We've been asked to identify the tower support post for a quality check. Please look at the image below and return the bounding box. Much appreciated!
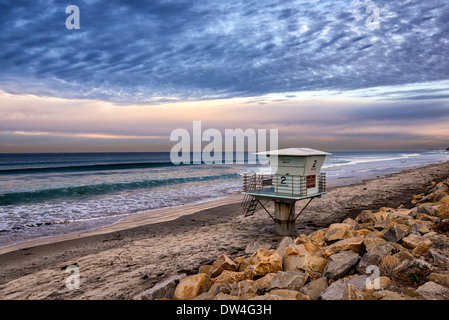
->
[274,200,296,236]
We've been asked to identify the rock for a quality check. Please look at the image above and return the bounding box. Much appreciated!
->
[374,216,397,230]
[417,204,436,216]
[229,280,257,297]
[134,273,186,300]
[416,281,449,299]
[269,271,308,291]
[428,248,449,265]
[412,241,431,256]
[401,234,433,250]
[275,237,296,259]
[214,293,239,300]
[249,294,285,300]
[372,290,404,300]
[324,223,354,242]
[300,277,328,300]
[356,252,381,274]
[251,249,283,277]
[283,252,328,274]
[323,251,360,280]
[307,229,326,246]
[342,284,364,300]
[320,275,367,300]
[239,293,259,300]
[208,282,231,295]
[370,243,398,258]
[209,254,237,277]
[198,265,212,274]
[429,273,449,288]
[383,225,408,243]
[213,267,253,284]
[321,235,365,257]
[364,276,391,293]
[252,273,276,294]
[356,210,376,224]
[173,273,213,300]
[269,289,310,300]
[194,292,215,300]
[245,241,271,255]
[363,237,387,252]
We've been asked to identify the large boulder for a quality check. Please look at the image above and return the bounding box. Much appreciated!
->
[133,273,186,300]
[251,249,283,277]
[324,223,354,242]
[209,254,237,277]
[383,225,408,243]
[300,277,329,300]
[323,251,361,280]
[269,271,308,291]
[320,235,365,257]
[401,234,432,250]
[320,275,367,300]
[173,273,213,300]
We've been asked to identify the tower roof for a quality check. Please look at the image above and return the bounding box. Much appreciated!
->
[255,148,331,156]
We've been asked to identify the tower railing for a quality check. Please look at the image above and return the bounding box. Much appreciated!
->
[242,172,326,198]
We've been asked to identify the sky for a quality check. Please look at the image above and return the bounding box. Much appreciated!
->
[0,0,449,152]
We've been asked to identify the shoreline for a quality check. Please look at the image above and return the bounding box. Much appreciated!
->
[0,160,448,299]
[1,160,443,253]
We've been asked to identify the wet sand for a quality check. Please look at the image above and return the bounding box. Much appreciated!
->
[1,161,448,299]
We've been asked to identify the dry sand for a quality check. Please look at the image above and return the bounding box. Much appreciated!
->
[1,161,449,300]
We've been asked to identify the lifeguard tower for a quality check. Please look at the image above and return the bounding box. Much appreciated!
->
[241,148,331,236]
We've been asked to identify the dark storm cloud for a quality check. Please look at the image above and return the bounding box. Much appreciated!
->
[0,0,449,103]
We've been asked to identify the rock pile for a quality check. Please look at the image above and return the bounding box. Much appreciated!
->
[135,177,449,300]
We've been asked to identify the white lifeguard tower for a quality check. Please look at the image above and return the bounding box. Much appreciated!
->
[241,148,331,236]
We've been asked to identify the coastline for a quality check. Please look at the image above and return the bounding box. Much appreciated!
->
[0,160,448,299]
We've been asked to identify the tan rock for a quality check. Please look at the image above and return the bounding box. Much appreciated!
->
[252,273,276,294]
[356,210,376,224]
[352,229,371,237]
[320,235,365,257]
[303,242,320,254]
[229,280,257,297]
[173,274,213,300]
[249,294,285,300]
[269,289,310,300]
[252,250,283,277]
[199,265,212,274]
[214,293,239,300]
[364,276,391,294]
[342,284,364,300]
[429,273,449,288]
[283,253,329,273]
[363,237,387,252]
[213,267,253,284]
[374,216,397,230]
[209,254,237,277]
[401,234,433,250]
[372,290,404,300]
[324,223,354,242]
[412,241,431,256]
[233,256,245,268]
[239,293,259,300]
[307,229,326,246]
[300,277,328,300]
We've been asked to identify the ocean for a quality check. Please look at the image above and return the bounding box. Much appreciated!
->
[1,150,448,247]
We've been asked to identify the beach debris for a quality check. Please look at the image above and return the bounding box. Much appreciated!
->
[138,176,449,300]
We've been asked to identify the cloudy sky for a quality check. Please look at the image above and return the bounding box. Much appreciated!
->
[1,0,449,152]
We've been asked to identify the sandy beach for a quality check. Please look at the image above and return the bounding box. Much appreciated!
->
[1,161,449,300]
